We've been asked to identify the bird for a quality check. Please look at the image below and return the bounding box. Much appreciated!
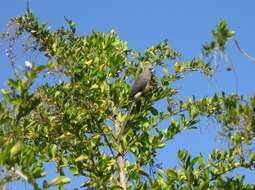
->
[129,64,154,99]
[117,63,154,141]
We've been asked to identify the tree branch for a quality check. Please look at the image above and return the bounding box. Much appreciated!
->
[13,168,28,181]
[234,39,255,64]
[115,116,127,190]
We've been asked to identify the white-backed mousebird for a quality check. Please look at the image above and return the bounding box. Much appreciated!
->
[117,64,154,141]
[129,64,154,99]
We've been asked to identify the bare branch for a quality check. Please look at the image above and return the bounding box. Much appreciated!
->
[12,168,28,181]
[115,116,127,190]
[234,39,255,64]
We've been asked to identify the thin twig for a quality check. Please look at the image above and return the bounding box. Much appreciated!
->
[233,39,255,64]
[88,110,116,158]
[98,123,116,157]
[11,167,28,181]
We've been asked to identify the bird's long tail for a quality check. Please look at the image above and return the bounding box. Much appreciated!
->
[117,101,136,143]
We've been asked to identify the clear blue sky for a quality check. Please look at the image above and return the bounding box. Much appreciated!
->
[1,0,255,189]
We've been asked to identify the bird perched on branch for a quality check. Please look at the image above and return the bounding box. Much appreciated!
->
[117,63,154,141]
[129,64,154,99]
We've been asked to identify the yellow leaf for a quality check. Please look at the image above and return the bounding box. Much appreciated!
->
[163,67,169,75]
[174,61,185,73]
[91,84,99,89]
[10,141,23,157]
[93,134,101,139]
[134,142,143,147]
[148,135,154,144]
[49,176,71,186]
[52,42,57,52]
[156,143,165,149]
[75,155,89,162]
[99,64,106,71]
[84,59,93,65]
[102,125,112,133]
[100,82,108,93]
[165,49,171,57]
[57,132,73,140]
[117,112,126,123]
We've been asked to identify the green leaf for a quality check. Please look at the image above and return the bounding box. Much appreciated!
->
[149,106,158,115]
[1,89,10,97]
[8,79,19,89]
[51,144,57,161]
[70,166,79,175]
[11,97,22,106]
[161,75,169,86]
[178,150,188,162]
[167,169,178,179]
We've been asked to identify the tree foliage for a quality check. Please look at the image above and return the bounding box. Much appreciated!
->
[0,10,254,190]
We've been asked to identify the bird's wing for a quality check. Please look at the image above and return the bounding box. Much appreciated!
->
[129,78,147,98]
